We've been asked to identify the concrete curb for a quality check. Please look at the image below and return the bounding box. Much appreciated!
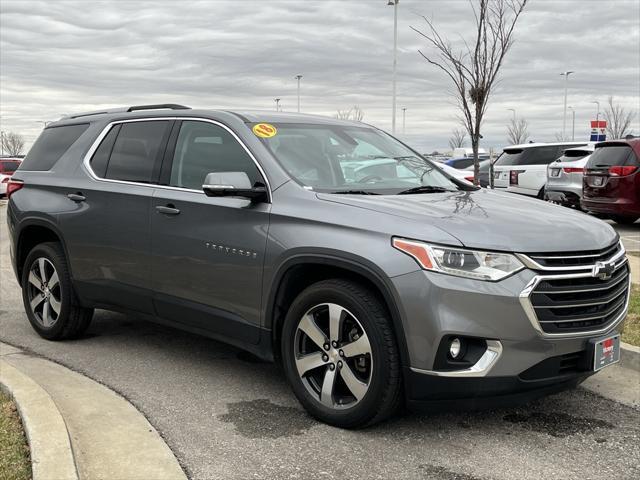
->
[0,357,79,480]
[0,342,187,480]
[620,342,640,371]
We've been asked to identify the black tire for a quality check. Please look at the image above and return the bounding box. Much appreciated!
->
[611,216,639,225]
[21,242,93,340]
[281,279,402,428]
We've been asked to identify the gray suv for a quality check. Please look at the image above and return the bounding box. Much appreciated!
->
[7,105,630,428]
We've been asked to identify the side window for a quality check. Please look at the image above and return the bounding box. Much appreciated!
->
[169,121,262,190]
[105,121,169,183]
[20,124,89,171]
[89,125,119,178]
[528,146,561,165]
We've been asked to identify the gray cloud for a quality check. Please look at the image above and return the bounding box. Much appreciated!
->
[1,0,638,153]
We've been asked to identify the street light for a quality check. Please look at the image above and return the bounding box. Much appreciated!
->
[388,0,399,134]
[568,106,575,141]
[402,107,406,135]
[507,108,516,122]
[560,71,574,140]
[591,101,600,122]
[294,74,303,113]
[274,98,281,111]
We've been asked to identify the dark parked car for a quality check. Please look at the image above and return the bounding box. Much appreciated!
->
[582,139,640,224]
[464,159,491,187]
[7,104,629,428]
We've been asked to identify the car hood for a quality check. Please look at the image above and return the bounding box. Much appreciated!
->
[317,189,618,253]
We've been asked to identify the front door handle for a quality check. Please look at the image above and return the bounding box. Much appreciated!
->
[155,205,180,215]
[67,193,86,202]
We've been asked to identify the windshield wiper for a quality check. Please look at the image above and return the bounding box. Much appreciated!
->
[396,185,454,195]
[330,190,381,195]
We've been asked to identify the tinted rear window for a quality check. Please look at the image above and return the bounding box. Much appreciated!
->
[105,121,170,183]
[586,145,637,168]
[20,124,89,171]
[495,145,584,166]
[0,161,20,173]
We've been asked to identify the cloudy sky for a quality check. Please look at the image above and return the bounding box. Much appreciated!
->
[1,0,638,153]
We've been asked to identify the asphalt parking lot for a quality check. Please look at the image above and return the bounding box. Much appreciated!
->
[1,201,639,480]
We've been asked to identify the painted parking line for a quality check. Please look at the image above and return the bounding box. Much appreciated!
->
[622,236,640,244]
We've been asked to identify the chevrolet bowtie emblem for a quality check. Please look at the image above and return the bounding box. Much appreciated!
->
[593,261,615,280]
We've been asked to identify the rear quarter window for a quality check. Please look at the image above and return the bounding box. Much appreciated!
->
[0,161,21,173]
[20,124,89,171]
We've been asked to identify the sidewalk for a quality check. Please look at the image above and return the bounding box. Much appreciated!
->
[0,342,186,480]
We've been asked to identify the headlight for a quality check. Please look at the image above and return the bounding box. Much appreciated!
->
[392,238,524,281]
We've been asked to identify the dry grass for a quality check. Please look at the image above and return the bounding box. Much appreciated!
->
[0,391,31,480]
[622,285,640,346]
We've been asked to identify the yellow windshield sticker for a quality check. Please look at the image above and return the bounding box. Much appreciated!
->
[252,123,277,138]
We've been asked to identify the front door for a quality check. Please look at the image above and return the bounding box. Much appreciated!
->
[151,119,271,343]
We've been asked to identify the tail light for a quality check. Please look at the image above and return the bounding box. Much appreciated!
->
[464,176,474,183]
[1,177,9,183]
[510,170,525,185]
[6,179,24,199]
[609,165,637,176]
[563,167,584,174]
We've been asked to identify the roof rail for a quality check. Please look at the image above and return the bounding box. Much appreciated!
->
[64,104,191,120]
[127,104,191,112]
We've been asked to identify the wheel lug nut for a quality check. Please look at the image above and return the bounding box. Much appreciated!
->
[322,354,328,362]
[332,341,338,348]
[337,361,343,369]
[329,363,335,371]
[323,343,330,351]
[339,349,344,357]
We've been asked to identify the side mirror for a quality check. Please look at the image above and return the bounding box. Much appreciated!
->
[202,172,268,202]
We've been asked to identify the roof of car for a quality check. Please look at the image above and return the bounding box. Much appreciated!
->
[50,105,367,128]
[504,141,589,150]
[595,138,640,155]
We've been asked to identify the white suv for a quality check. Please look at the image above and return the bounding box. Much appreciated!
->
[493,142,587,198]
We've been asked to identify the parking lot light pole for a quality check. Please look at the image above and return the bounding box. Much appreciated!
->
[508,108,516,121]
[388,0,399,134]
[402,107,406,135]
[591,101,600,122]
[560,71,574,140]
[295,75,302,112]
[568,106,575,141]
[275,98,281,111]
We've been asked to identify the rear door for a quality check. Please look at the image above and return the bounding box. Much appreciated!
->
[60,119,173,313]
[150,119,270,343]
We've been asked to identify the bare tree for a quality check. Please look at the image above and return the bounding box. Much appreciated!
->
[448,128,467,150]
[335,105,364,121]
[604,96,635,139]
[412,0,528,184]
[506,117,529,144]
[1,132,25,156]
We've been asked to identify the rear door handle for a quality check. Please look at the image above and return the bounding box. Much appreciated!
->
[67,193,86,202]
[155,205,180,215]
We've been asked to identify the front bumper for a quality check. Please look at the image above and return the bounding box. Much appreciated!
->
[391,249,629,404]
[404,366,592,410]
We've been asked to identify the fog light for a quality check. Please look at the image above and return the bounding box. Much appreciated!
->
[449,338,462,359]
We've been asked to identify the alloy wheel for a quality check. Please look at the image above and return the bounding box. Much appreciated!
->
[294,303,373,409]
[26,257,61,328]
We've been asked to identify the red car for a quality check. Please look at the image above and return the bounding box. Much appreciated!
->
[0,158,22,197]
[582,138,640,224]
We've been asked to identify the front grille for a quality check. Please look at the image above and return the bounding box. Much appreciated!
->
[529,264,630,334]
[527,242,621,268]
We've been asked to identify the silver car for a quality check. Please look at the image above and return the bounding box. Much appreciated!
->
[545,144,595,208]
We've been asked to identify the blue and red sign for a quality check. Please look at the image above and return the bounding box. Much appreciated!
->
[590,120,607,142]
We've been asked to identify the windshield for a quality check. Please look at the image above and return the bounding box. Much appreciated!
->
[255,123,463,194]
